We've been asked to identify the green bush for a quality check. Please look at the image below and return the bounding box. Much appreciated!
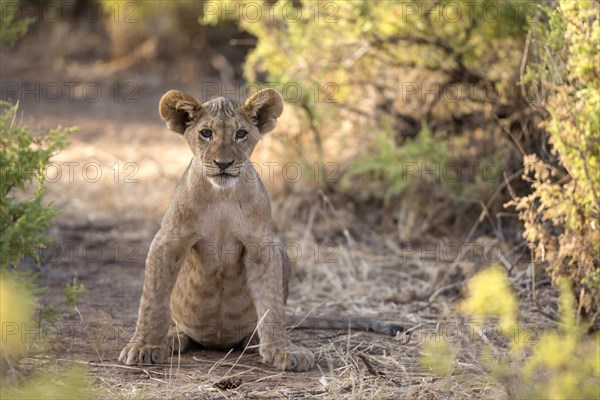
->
[511,1,600,315]
[0,103,91,391]
[0,0,32,45]
[0,101,89,319]
[341,122,451,203]
[0,107,94,400]
[0,102,72,268]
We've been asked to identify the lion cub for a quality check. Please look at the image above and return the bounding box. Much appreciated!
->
[119,89,314,371]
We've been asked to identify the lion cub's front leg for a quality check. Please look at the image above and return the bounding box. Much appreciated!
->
[119,230,188,365]
[245,241,314,371]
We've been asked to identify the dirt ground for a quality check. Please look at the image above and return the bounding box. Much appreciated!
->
[1,28,561,399]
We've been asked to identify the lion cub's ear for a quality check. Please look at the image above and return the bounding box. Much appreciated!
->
[243,89,284,134]
[159,90,201,134]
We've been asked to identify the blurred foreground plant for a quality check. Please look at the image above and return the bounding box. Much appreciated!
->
[423,266,600,399]
[1,275,93,399]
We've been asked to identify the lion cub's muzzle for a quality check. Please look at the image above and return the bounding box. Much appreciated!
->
[206,159,242,188]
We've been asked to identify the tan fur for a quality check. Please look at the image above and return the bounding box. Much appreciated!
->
[119,89,313,371]
[119,89,404,372]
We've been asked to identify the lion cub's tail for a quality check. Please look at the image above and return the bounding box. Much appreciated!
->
[286,315,404,336]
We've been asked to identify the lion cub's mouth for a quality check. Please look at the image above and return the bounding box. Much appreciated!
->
[214,172,239,178]
[209,172,240,188]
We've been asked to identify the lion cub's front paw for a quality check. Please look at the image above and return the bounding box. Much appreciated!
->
[118,342,169,365]
[260,343,314,371]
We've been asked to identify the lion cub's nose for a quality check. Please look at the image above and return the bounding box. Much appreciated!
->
[214,160,234,171]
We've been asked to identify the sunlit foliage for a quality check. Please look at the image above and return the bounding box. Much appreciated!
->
[511,0,600,315]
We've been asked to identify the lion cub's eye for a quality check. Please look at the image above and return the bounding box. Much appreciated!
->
[199,129,213,140]
[235,129,248,140]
